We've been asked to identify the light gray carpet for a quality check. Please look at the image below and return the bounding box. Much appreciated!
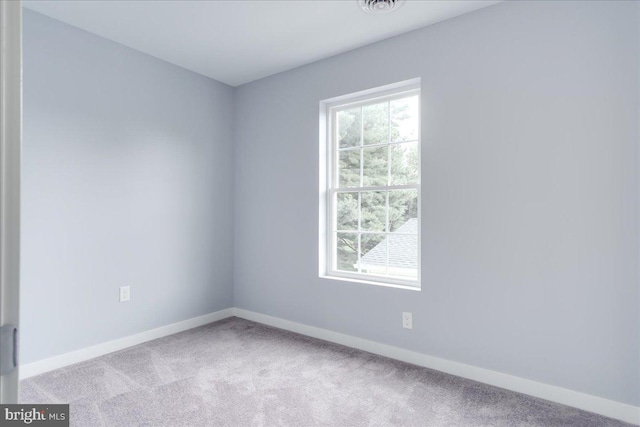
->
[20,317,631,427]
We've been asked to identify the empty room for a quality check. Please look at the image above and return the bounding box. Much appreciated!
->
[0,0,638,426]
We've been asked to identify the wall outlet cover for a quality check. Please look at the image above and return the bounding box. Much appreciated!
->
[402,312,412,329]
[119,286,131,302]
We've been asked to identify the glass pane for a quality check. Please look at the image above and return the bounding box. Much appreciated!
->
[388,189,418,232]
[388,233,418,279]
[362,146,388,187]
[336,232,358,272]
[337,107,361,148]
[363,101,389,145]
[390,95,419,142]
[359,233,387,275]
[390,142,418,185]
[336,192,358,231]
[338,149,361,188]
[361,191,386,232]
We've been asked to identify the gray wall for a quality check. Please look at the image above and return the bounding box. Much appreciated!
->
[233,0,640,406]
[22,10,235,364]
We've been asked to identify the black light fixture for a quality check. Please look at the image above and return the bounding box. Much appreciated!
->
[359,0,404,14]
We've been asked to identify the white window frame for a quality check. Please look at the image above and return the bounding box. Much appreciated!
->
[319,79,421,290]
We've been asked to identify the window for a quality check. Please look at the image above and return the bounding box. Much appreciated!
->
[320,81,420,289]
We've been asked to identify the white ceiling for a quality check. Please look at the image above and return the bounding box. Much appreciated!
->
[23,0,501,87]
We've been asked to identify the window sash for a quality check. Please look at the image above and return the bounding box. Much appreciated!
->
[325,87,421,289]
[337,139,419,152]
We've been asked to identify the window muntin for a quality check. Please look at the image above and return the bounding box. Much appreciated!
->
[326,87,420,288]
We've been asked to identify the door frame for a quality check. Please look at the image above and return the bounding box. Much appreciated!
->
[0,0,21,404]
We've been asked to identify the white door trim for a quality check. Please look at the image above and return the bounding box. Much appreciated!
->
[0,0,22,404]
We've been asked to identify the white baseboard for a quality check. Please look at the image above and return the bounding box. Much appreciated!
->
[19,306,639,425]
[19,308,234,380]
[233,308,640,426]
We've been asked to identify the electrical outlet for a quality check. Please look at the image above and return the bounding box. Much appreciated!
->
[402,312,412,329]
[119,286,130,302]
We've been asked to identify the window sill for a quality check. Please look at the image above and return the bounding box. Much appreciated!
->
[319,274,421,291]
